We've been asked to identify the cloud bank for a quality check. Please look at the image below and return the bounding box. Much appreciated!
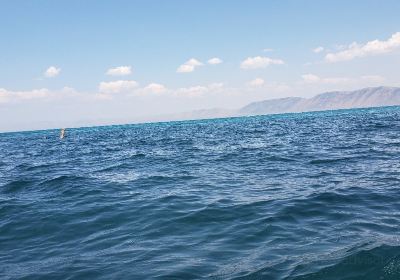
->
[302,73,385,85]
[99,80,138,94]
[325,32,400,62]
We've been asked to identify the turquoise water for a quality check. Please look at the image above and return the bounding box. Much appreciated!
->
[1,107,400,279]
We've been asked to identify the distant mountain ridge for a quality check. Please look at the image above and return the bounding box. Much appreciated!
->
[3,86,400,133]
[238,86,400,116]
[167,86,400,121]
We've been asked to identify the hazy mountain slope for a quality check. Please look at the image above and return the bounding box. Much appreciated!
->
[239,87,400,116]
[239,97,304,115]
[158,87,400,122]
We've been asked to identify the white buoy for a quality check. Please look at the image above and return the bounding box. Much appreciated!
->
[60,128,66,139]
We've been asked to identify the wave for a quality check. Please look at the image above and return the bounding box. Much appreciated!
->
[1,106,400,279]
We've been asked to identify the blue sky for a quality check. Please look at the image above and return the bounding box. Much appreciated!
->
[1,0,400,131]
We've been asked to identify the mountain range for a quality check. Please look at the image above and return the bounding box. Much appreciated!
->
[163,86,400,121]
[4,86,400,132]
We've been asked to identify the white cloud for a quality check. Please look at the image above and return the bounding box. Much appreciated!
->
[0,87,80,103]
[99,80,138,94]
[313,46,324,53]
[142,83,167,94]
[248,78,265,87]
[130,82,224,97]
[176,64,195,73]
[301,74,385,85]
[44,66,61,78]
[186,58,203,66]
[245,80,290,92]
[320,77,352,84]
[106,66,132,76]
[240,56,284,70]
[301,74,351,84]
[325,32,400,62]
[0,88,49,103]
[207,57,223,65]
[175,83,224,97]
[177,58,204,73]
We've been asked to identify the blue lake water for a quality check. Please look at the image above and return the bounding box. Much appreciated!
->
[1,107,400,279]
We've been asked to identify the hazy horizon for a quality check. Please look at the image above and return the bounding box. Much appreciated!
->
[2,85,400,133]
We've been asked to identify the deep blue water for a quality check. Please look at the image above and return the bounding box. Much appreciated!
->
[1,107,400,279]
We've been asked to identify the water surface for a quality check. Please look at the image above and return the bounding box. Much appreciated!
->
[1,107,400,279]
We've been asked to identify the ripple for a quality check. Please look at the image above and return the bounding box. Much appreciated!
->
[1,106,400,279]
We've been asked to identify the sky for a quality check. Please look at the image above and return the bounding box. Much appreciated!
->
[1,0,400,132]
